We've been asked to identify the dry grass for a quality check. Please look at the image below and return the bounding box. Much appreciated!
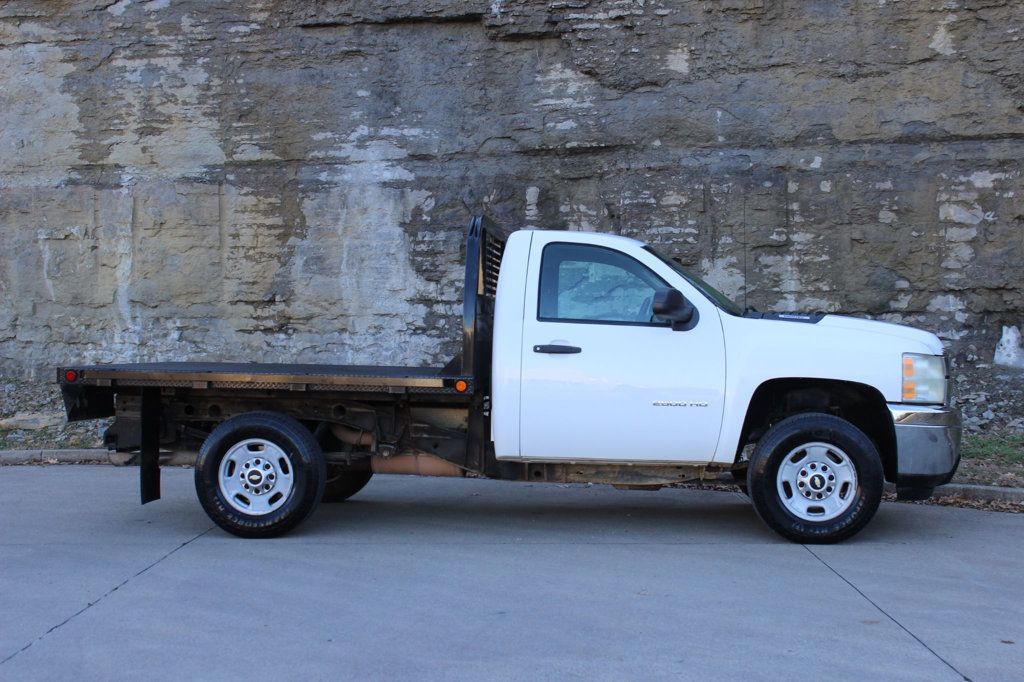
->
[955,433,1024,488]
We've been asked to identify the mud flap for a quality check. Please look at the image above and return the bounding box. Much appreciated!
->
[140,387,161,504]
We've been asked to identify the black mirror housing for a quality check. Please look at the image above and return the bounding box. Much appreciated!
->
[652,287,697,331]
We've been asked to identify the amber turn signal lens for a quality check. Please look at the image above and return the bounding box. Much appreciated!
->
[902,381,916,401]
[454,380,468,393]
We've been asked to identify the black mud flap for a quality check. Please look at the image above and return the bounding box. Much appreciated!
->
[140,387,161,504]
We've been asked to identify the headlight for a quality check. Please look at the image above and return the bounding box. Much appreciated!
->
[902,353,946,404]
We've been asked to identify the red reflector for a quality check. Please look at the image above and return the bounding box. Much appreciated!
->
[64,370,78,383]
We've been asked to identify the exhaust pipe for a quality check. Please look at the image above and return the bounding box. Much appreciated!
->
[329,423,374,447]
[330,424,463,477]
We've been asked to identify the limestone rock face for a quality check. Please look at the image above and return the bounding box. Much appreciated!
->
[0,0,1021,375]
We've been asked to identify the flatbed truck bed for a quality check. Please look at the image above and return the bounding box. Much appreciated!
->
[59,217,504,507]
[60,362,474,394]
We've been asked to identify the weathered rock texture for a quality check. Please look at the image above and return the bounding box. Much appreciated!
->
[1,0,1022,377]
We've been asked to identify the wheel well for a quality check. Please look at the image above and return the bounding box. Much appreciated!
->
[736,379,897,482]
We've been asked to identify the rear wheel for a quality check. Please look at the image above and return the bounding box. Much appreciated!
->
[747,413,883,544]
[322,466,373,503]
[195,412,326,538]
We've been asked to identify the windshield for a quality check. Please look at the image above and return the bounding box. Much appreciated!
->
[644,246,744,316]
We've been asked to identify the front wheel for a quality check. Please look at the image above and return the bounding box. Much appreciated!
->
[195,412,326,538]
[747,413,883,544]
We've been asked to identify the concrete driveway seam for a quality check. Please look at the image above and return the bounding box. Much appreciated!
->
[802,546,970,682]
[0,526,214,667]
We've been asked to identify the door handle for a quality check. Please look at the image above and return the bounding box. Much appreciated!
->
[533,344,581,354]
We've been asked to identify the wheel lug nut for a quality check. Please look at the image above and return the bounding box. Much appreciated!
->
[264,463,271,470]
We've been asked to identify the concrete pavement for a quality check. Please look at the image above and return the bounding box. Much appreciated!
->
[1,465,1021,681]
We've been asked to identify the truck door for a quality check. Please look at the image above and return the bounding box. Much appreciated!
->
[517,236,726,462]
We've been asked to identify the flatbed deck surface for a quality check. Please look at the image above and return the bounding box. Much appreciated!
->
[71,362,455,378]
[61,362,473,394]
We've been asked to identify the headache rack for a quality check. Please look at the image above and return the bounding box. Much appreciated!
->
[460,215,506,387]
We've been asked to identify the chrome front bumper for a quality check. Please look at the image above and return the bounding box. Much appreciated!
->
[888,404,962,487]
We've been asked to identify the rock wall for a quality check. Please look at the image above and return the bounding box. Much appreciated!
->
[0,0,1022,376]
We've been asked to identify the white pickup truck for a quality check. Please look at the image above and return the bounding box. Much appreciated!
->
[59,216,961,543]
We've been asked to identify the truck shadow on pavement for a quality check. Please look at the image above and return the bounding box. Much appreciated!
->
[291,485,917,544]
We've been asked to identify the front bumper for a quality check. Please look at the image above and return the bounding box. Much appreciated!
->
[888,404,962,488]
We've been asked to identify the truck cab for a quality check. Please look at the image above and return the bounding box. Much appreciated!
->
[492,228,959,486]
[492,227,960,531]
[492,229,727,463]
[59,216,961,543]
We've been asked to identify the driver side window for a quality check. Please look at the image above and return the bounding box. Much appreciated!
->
[538,243,668,325]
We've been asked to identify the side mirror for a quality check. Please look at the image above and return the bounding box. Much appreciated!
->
[652,287,697,331]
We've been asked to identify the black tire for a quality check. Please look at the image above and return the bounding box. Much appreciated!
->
[747,412,883,544]
[322,466,373,503]
[195,412,326,538]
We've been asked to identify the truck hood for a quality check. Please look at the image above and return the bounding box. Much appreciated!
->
[719,311,946,405]
[816,314,944,355]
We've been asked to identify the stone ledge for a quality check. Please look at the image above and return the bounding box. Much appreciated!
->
[0,449,196,466]
[881,482,1024,504]
[0,449,109,464]
[926,483,1024,504]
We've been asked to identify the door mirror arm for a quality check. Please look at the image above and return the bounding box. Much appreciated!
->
[652,287,699,331]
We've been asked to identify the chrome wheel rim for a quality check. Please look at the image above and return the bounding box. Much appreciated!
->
[776,442,858,522]
[218,438,294,516]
